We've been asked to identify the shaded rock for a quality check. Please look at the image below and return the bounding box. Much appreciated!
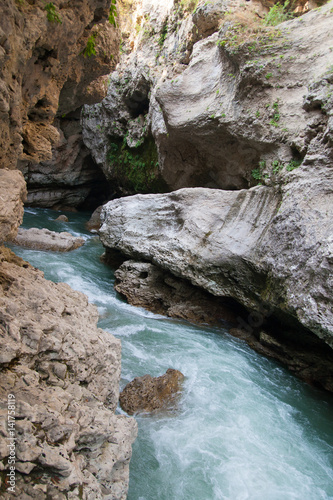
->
[228,328,333,391]
[114,259,238,327]
[14,228,85,252]
[54,215,68,222]
[0,169,26,243]
[0,245,137,499]
[86,205,103,232]
[120,369,185,415]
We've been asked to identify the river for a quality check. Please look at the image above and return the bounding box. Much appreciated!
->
[9,207,333,500]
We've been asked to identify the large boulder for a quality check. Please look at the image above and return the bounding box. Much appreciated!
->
[99,182,333,347]
[120,369,185,415]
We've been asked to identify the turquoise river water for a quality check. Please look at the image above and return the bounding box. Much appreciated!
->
[9,207,333,500]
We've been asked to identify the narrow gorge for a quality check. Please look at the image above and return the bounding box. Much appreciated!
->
[0,0,333,498]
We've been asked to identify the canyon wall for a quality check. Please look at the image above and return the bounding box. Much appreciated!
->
[0,178,137,499]
[0,0,119,208]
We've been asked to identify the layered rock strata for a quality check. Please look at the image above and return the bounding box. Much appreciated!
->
[114,259,238,326]
[0,129,137,499]
[0,247,137,498]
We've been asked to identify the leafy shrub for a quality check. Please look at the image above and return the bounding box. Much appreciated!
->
[83,33,97,57]
[109,0,117,26]
[264,1,292,26]
[44,2,62,23]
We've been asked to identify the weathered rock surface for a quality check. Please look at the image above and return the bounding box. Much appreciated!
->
[0,169,26,244]
[114,259,237,326]
[120,369,185,415]
[14,227,85,252]
[99,184,333,389]
[82,0,332,192]
[86,204,104,232]
[0,0,119,207]
[0,246,137,498]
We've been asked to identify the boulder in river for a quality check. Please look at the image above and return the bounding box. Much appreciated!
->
[14,227,85,252]
[120,369,185,415]
[54,214,69,222]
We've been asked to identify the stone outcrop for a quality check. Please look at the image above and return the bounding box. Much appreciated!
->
[82,0,332,192]
[80,0,333,388]
[114,259,237,326]
[0,246,137,498]
[0,0,119,208]
[14,228,85,252]
[99,184,333,390]
[0,169,27,244]
[120,369,185,415]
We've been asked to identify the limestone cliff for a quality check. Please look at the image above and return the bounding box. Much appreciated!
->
[0,0,119,208]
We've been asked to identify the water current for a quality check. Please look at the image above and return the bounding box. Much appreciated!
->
[9,207,333,500]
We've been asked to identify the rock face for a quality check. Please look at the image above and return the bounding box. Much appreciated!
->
[99,185,333,389]
[0,246,137,499]
[0,0,119,207]
[114,259,237,326]
[120,369,185,415]
[0,109,137,499]
[82,0,332,192]
[0,169,27,244]
[14,228,85,252]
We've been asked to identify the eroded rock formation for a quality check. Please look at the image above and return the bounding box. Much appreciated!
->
[0,0,119,208]
[120,369,185,415]
[114,259,238,326]
[99,183,333,390]
[14,227,85,252]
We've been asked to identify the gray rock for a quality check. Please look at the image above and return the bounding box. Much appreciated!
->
[14,228,85,252]
[99,183,332,349]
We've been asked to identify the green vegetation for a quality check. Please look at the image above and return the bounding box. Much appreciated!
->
[286,159,302,171]
[44,2,62,23]
[264,1,292,26]
[179,0,199,14]
[158,19,168,47]
[252,157,302,183]
[108,0,117,26]
[270,100,280,127]
[107,136,162,192]
[83,33,97,57]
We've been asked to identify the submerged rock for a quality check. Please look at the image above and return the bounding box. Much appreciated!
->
[54,214,69,222]
[120,369,185,415]
[14,227,85,252]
